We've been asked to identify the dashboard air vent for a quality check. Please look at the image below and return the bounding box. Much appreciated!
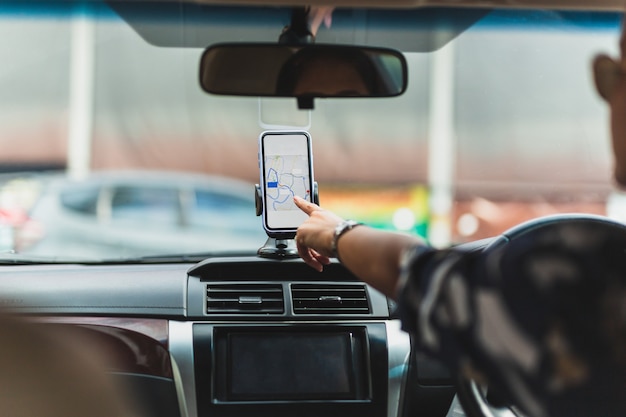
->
[206,284,284,314]
[291,284,370,315]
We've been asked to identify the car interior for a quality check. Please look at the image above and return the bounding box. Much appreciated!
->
[0,1,624,417]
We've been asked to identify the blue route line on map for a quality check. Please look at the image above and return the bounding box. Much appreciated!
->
[266,167,310,211]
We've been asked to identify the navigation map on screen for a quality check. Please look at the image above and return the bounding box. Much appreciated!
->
[262,132,312,231]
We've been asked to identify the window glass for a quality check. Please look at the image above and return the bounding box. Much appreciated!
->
[0,5,622,259]
[190,190,258,231]
[450,10,619,243]
[60,186,99,215]
[111,187,180,227]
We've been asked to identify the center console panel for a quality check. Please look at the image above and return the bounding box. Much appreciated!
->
[180,257,411,417]
[193,323,388,417]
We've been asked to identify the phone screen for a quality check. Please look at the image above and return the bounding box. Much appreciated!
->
[260,131,313,233]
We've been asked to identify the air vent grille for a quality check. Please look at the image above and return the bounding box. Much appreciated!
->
[291,284,370,315]
[206,284,284,314]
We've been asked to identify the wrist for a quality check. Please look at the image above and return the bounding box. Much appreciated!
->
[331,220,363,259]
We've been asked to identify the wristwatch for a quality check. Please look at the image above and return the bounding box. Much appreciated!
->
[331,220,362,258]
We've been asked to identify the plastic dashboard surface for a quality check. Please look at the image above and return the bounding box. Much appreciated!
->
[0,262,190,316]
[0,256,390,317]
[0,256,433,417]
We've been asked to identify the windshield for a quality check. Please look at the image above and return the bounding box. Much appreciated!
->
[0,3,620,261]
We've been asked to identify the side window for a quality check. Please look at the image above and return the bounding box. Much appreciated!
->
[111,187,180,227]
[60,186,99,216]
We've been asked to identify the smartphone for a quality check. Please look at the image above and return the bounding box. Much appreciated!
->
[259,131,314,237]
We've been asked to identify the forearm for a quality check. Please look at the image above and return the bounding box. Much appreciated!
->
[293,196,428,298]
[334,226,426,299]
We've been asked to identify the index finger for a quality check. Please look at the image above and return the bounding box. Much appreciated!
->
[294,195,321,216]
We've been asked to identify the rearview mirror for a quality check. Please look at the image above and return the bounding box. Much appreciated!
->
[199,43,408,100]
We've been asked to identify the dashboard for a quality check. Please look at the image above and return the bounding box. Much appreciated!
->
[0,256,456,417]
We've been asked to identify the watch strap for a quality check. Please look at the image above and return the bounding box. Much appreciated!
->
[331,220,363,258]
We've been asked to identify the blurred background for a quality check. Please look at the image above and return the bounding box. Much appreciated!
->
[0,4,620,255]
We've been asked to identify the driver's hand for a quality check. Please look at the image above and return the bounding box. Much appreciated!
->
[293,196,344,271]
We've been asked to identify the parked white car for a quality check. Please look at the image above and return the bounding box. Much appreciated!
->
[21,171,267,259]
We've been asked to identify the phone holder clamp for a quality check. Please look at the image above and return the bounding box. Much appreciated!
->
[255,182,319,259]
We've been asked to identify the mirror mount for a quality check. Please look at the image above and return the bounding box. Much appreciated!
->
[279,7,315,46]
[297,97,314,110]
[279,7,316,109]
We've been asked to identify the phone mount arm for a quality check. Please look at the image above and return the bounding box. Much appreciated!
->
[255,182,319,259]
[278,7,316,110]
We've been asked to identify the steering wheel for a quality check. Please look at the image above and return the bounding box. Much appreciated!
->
[453,213,626,417]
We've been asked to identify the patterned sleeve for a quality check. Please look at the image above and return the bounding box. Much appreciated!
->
[395,222,626,417]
